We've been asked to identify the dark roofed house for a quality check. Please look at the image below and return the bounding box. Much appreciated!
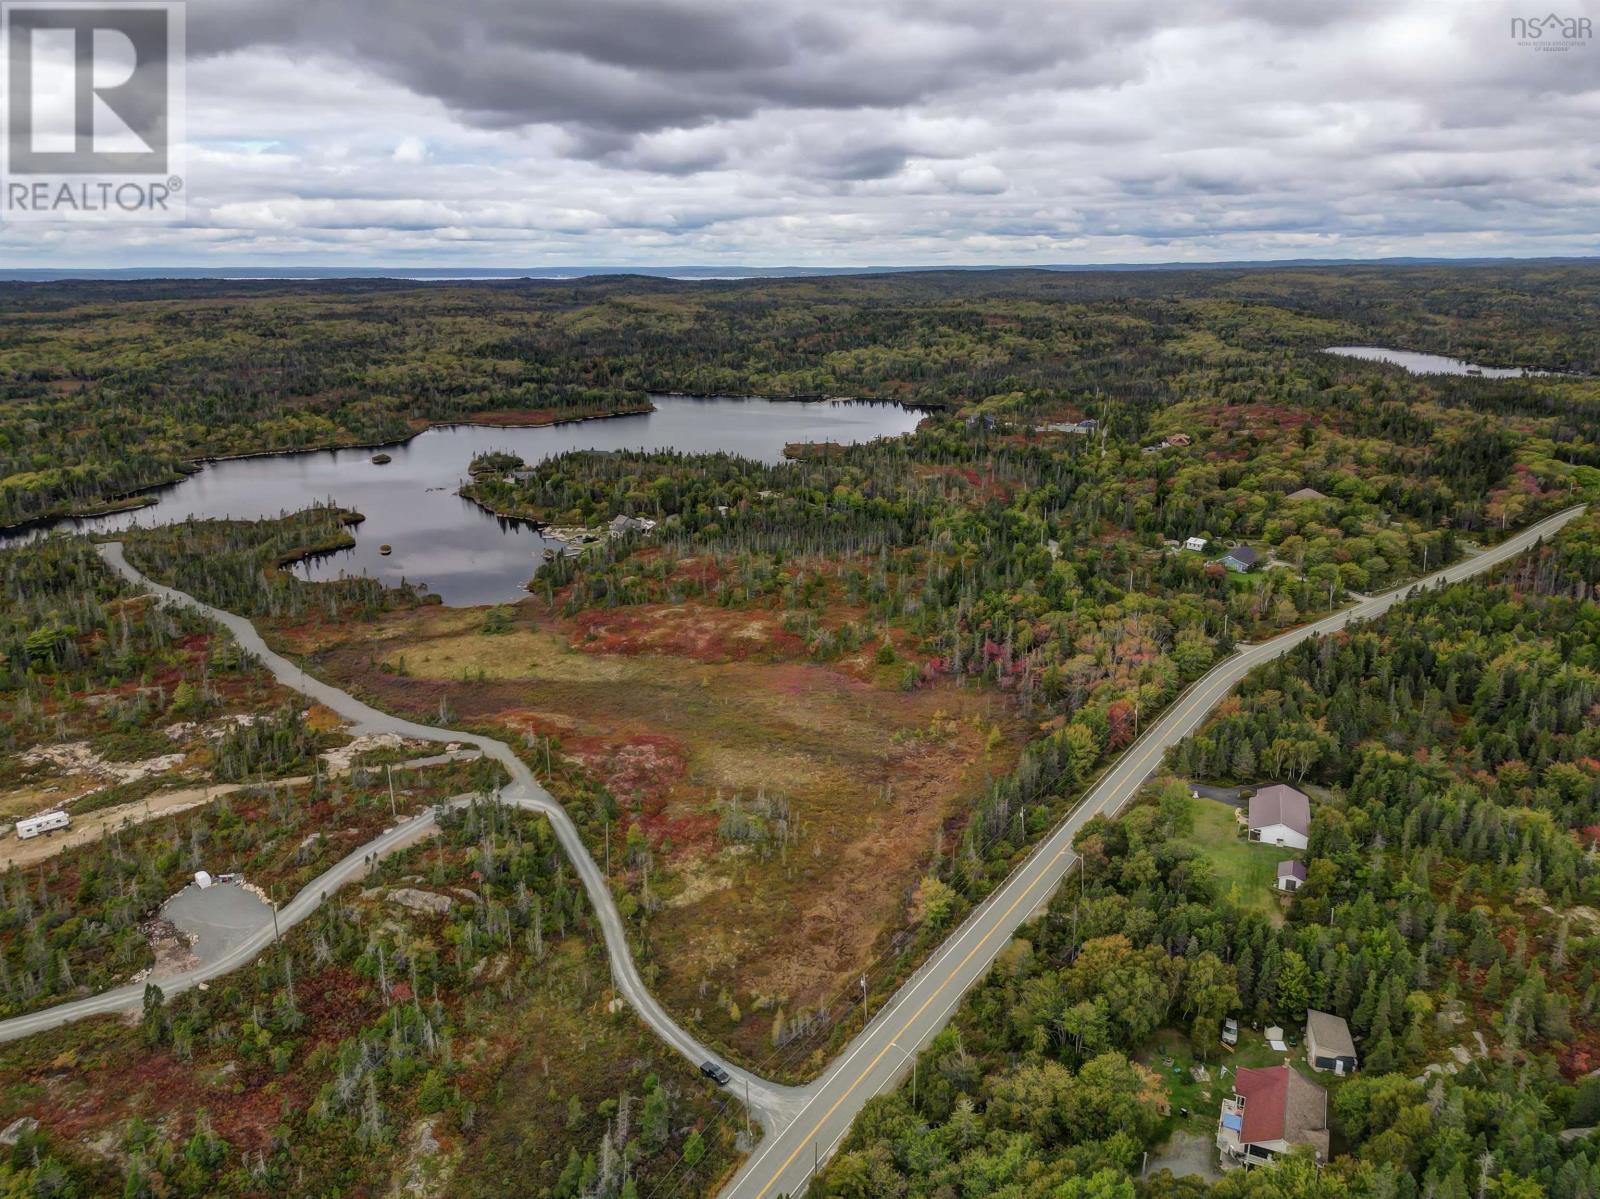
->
[1249,784,1310,850]
[1217,1065,1329,1167]
[1219,545,1259,573]
[609,515,657,536]
[1306,1010,1358,1075]
[1277,860,1307,892]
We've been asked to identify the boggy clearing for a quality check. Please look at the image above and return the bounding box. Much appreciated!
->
[305,594,1027,1067]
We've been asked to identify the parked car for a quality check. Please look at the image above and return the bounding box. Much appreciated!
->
[1222,1018,1240,1047]
[700,1060,732,1086]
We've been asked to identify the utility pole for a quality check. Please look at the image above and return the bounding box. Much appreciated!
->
[387,764,397,820]
[744,1078,751,1139]
[604,823,610,877]
[271,885,281,942]
[860,975,869,1026]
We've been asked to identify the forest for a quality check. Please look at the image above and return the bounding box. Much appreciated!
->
[38,260,1593,1082]
[0,265,1599,1196]
[0,755,496,1017]
[0,534,322,835]
[2,263,1598,527]
[0,799,744,1198]
[814,509,1600,1199]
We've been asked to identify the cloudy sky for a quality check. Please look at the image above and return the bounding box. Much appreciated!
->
[4,0,1598,268]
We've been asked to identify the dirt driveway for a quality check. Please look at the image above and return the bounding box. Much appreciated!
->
[1146,1130,1221,1182]
[0,780,284,871]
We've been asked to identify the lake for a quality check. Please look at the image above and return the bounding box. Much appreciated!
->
[1324,346,1548,378]
[20,395,923,606]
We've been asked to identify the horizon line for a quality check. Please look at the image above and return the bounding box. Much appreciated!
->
[3,253,1599,282]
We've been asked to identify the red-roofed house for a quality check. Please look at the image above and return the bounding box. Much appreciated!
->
[1216,1065,1329,1167]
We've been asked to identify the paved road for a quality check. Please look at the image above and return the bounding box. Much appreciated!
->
[0,791,451,1042]
[719,503,1585,1199]
[0,546,809,1130]
[2,512,1577,1157]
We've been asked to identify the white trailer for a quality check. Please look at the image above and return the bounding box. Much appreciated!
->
[16,810,69,840]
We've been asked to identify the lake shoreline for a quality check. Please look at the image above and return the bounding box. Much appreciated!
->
[0,403,652,538]
[1,394,929,540]
[6,395,926,604]
[1323,344,1584,378]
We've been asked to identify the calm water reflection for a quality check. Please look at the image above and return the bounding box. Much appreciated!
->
[24,396,923,606]
[1324,346,1549,378]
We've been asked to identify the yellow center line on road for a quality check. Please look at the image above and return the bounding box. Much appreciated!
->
[749,833,1076,1198]
[745,506,1584,1198]
[750,727,1178,1198]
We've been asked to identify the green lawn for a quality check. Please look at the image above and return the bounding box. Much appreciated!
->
[1140,1025,1324,1139]
[1186,794,1291,919]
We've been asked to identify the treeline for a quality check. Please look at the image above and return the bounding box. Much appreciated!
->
[120,506,429,620]
[0,799,738,1198]
[0,759,495,1018]
[0,535,293,773]
[815,509,1600,1199]
[1171,512,1600,815]
[461,358,1577,789]
[5,263,1598,526]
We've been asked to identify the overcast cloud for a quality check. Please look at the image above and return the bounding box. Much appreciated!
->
[3,0,1597,267]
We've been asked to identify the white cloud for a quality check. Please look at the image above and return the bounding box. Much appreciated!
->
[393,136,429,165]
[2,0,1596,266]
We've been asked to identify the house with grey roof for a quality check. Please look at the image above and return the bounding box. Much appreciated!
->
[1306,1010,1358,1075]
[609,515,657,536]
[1248,784,1310,850]
[1277,860,1307,893]
[1219,545,1259,573]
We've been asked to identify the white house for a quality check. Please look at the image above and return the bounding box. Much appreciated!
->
[1277,860,1307,892]
[1184,536,1208,552]
[1248,784,1310,850]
